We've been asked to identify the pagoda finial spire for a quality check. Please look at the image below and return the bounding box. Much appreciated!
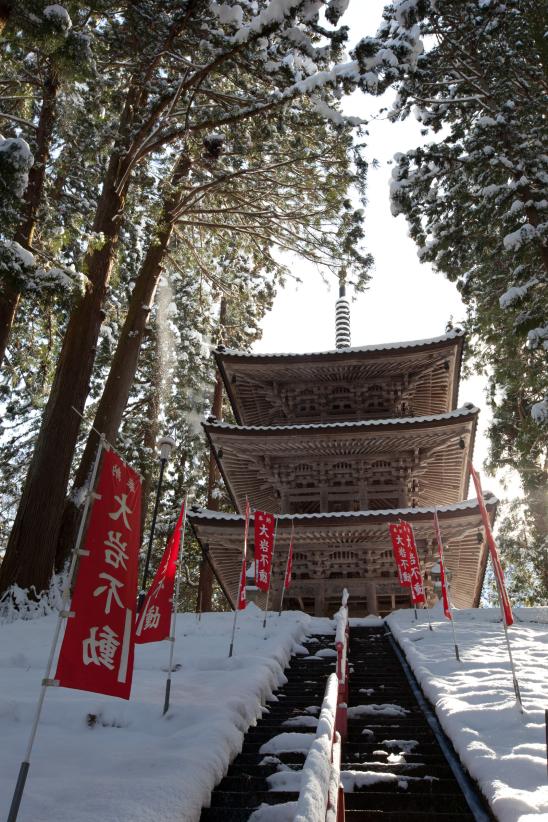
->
[335,277,351,349]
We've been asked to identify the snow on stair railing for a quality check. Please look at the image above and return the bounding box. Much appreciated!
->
[334,588,349,743]
[295,590,349,822]
[294,673,344,822]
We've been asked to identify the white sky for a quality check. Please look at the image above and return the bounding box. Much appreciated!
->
[252,1,520,503]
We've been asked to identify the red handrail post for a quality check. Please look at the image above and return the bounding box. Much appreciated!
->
[336,785,345,822]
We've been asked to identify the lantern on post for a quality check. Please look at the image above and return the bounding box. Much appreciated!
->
[138,434,176,610]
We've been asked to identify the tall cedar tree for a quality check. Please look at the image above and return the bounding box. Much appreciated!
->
[55,108,368,570]
[0,2,101,365]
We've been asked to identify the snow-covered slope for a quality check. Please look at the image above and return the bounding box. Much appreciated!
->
[2,604,547,822]
[0,605,316,822]
[387,607,548,821]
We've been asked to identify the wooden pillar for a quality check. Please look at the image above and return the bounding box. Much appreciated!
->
[365,581,378,616]
[320,484,329,513]
[359,479,368,510]
[314,584,326,617]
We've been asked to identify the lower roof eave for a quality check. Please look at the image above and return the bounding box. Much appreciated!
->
[188,495,498,528]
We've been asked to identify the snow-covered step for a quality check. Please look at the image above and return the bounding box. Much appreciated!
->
[344,627,493,821]
[200,633,335,820]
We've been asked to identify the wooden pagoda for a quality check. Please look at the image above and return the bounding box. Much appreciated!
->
[189,326,496,617]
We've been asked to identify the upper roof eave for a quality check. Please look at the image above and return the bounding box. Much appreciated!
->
[214,329,465,365]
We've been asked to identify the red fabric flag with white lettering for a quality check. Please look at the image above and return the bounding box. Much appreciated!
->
[433,510,452,620]
[405,522,426,606]
[254,510,275,591]
[56,448,141,699]
[135,498,186,644]
[389,521,425,605]
[284,526,294,590]
[236,498,251,610]
[388,522,411,587]
[469,462,513,626]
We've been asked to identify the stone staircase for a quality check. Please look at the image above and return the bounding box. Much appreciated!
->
[201,633,335,821]
[342,626,489,821]
[201,626,491,821]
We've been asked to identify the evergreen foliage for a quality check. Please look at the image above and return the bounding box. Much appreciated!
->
[362,0,547,600]
[0,0,374,601]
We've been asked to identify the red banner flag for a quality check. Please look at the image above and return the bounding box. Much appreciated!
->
[433,511,452,620]
[388,522,412,587]
[284,527,294,590]
[254,510,275,591]
[135,499,186,644]
[405,523,426,606]
[469,462,513,626]
[56,449,141,699]
[389,521,425,605]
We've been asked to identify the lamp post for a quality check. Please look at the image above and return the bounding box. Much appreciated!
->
[138,434,176,611]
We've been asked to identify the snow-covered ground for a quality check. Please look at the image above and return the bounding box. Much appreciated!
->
[0,604,323,822]
[387,606,548,822]
[2,604,547,822]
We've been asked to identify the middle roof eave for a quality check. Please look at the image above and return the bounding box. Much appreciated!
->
[203,405,479,437]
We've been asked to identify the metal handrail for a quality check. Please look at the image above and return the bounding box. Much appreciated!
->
[295,591,349,822]
[335,588,349,741]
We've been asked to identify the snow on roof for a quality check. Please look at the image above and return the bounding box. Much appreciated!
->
[189,495,497,524]
[216,329,465,360]
[205,404,478,434]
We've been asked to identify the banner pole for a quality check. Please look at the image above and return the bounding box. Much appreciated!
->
[470,463,523,712]
[229,498,249,658]
[163,496,188,716]
[415,548,432,631]
[278,523,294,617]
[434,510,459,659]
[449,598,460,662]
[492,563,524,712]
[263,518,278,632]
[7,436,105,822]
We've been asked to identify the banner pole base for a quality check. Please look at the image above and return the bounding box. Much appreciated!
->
[7,760,30,822]
[163,678,171,716]
[228,641,234,658]
[454,644,460,662]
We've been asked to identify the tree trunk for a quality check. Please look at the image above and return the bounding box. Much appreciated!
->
[197,298,226,612]
[0,68,59,368]
[0,151,128,595]
[0,1,12,34]
[55,155,190,570]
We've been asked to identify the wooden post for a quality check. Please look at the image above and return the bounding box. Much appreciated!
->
[314,584,326,617]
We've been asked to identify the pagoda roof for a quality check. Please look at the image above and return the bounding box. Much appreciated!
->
[218,329,465,362]
[204,405,479,514]
[207,404,476,434]
[215,330,465,426]
[189,495,494,524]
[189,495,496,611]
